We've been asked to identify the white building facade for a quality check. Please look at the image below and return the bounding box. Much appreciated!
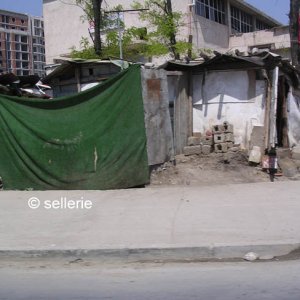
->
[43,0,288,64]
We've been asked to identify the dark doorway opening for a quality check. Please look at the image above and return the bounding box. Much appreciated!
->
[276,76,289,148]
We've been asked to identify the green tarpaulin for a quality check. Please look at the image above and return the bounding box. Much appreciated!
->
[0,65,149,190]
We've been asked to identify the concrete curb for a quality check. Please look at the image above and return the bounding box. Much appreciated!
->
[1,243,300,262]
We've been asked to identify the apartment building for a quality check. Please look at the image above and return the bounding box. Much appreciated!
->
[43,0,288,64]
[0,9,46,77]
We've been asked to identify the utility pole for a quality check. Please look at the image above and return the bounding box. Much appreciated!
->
[290,0,300,67]
[104,8,148,60]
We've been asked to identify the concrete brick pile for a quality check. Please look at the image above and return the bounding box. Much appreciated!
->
[183,121,235,156]
[213,121,234,153]
[184,136,202,156]
[184,133,214,156]
[200,135,213,155]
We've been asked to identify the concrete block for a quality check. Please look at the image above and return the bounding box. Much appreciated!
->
[202,145,212,155]
[188,136,201,146]
[214,133,225,144]
[278,158,298,177]
[183,145,201,156]
[292,146,300,160]
[214,143,228,153]
[225,133,234,142]
[192,132,201,138]
[277,148,291,159]
[227,142,234,149]
[223,122,234,133]
[212,125,225,134]
[249,126,265,153]
[201,136,213,146]
[249,146,262,164]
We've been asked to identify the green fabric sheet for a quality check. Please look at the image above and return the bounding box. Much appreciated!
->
[0,65,149,190]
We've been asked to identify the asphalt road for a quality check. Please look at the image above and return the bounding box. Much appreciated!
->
[0,259,300,299]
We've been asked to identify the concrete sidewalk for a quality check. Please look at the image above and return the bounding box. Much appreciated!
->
[0,181,299,261]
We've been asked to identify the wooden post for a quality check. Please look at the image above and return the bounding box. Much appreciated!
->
[269,67,279,149]
[264,76,272,150]
[188,71,193,137]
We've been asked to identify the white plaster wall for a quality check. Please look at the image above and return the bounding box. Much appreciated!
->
[192,71,266,148]
[43,0,92,64]
[288,89,300,146]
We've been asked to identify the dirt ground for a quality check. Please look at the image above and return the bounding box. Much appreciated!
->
[150,149,288,187]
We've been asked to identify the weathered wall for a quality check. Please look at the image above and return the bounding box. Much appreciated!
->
[192,70,266,149]
[142,69,174,165]
[168,72,190,154]
[229,26,291,59]
[288,89,300,146]
[192,15,230,52]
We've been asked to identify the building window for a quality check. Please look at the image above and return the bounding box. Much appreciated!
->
[34,19,40,27]
[195,0,225,25]
[22,53,29,61]
[21,44,28,52]
[12,17,15,23]
[231,6,253,33]
[21,35,27,43]
[256,19,271,31]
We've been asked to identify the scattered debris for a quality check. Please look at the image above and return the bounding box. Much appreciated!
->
[150,149,279,187]
[0,73,52,98]
[244,252,259,261]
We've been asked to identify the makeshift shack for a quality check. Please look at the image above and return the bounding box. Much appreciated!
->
[42,59,124,97]
[162,52,300,153]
